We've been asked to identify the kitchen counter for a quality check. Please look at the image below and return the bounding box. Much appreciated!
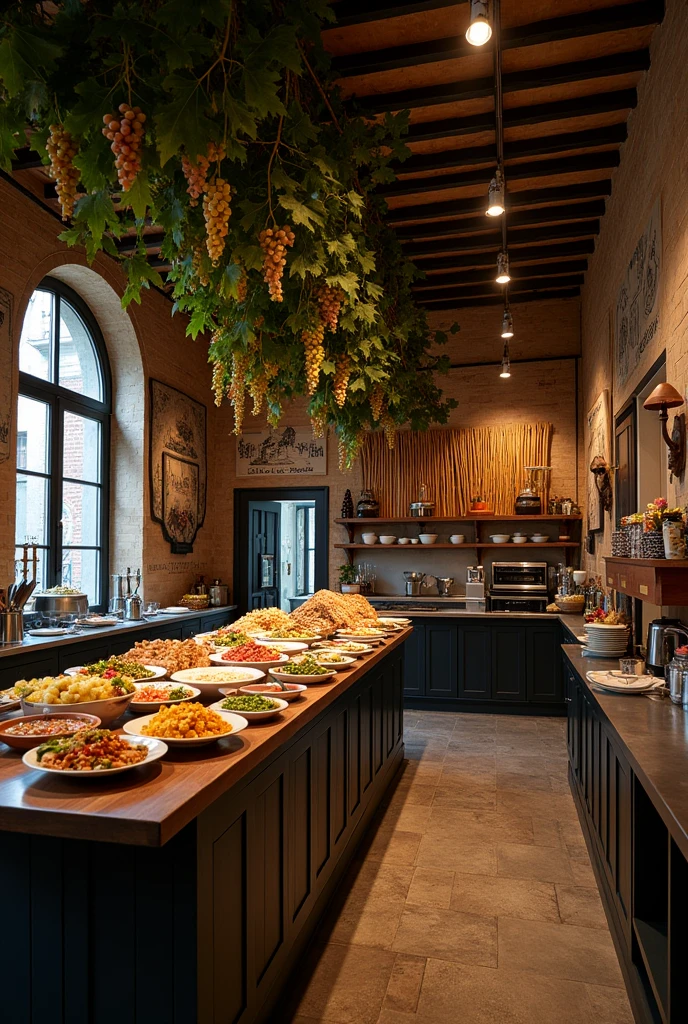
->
[0,605,238,658]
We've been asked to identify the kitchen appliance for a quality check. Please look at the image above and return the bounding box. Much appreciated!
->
[124,568,143,620]
[33,592,89,618]
[435,577,454,597]
[356,490,379,517]
[467,566,484,584]
[403,571,435,597]
[666,649,688,705]
[514,466,550,515]
[646,619,688,677]
[0,610,24,644]
[209,579,229,606]
[409,482,435,518]
[488,562,549,612]
[109,572,126,616]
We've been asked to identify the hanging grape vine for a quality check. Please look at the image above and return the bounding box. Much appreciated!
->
[0,0,458,467]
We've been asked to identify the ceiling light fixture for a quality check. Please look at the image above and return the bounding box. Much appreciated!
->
[486,167,505,217]
[496,250,510,284]
[501,307,514,339]
[500,344,511,378]
[465,0,492,46]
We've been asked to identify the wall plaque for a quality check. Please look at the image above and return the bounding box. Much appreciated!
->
[236,427,326,477]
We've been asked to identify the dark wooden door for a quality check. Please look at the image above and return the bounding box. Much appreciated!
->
[425,621,458,698]
[491,626,527,701]
[249,501,281,609]
[403,622,426,696]
[615,403,637,528]
[458,624,491,699]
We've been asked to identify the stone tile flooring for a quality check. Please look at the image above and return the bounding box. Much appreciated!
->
[285,711,634,1024]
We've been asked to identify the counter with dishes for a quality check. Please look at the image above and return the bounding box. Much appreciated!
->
[0,592,410,1024]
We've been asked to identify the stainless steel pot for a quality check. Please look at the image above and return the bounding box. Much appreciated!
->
[645,618,687,676]
[33,593,89,618]
[209,581,229,606]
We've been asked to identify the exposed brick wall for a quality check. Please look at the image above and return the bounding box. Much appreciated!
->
[580,0,688,579]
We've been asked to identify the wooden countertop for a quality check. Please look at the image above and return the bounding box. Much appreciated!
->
[0,630,410,848]
[563,645,688,861]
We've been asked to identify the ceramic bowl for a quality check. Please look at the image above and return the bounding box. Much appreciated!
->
[209,651,290,673]
[0,712,102,751]
[489,535,511,543]
[361,533,378,545]
[170,666,266,698]
[449,535,465,544]
[398,537,411,545]
[419,534,438,544]
[530,535,549,543]
[512,535,528,544]
[21,691,134,727]
[233,682,307,702]
[410,538,419,545]
[379,536,397,545]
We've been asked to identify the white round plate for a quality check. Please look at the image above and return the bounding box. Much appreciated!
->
[313,655,357,671]
[610,670,654,682]
[170,666,265,697]
[123,711,248,746]
[129,683,201,713]
[255,639,308,654]
[64,664,167,681]
[22,734,168,777]
[255,633,322,648]
[209,651,289,673]
[312,641,374,656]
[586,671,658,693]
[585,624,629,631]
[160,606,188,614]
[76,617,120,628]
[377,617,410,625]
[232,682,307,702]
[335,632,385,644]
[27,627,72,637]
[582,647,627,659]
[209,696,288,721]
[270,667,337,685]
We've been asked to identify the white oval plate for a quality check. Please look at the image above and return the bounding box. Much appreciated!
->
[27,628,72,637]
[129,683,201,713]
[231,682,307,702]
[22,734,168,777]
[209,652,289,673]
[312,641,373,656]
[586,671,658,693]
[123,711,248,746]
[64,664,167,682]
[209,696,288,721]
[159,606,188,614]
[313,655,357,671]
[170,666,266,686]
[254,640,308,654]
[335,633,385,644]
[270,668,337,685]
[255,633,322,647]
[76,617,120,628]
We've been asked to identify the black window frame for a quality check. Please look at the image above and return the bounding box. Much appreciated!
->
[17,278,111,611]
[295,503,316,597]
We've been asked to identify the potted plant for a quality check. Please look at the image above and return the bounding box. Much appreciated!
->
[470,495,488,511]
[339,564,361,594]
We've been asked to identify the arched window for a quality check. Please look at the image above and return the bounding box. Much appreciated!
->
[16,279,111,610]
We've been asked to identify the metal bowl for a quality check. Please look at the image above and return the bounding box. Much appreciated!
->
[33,593,89,618]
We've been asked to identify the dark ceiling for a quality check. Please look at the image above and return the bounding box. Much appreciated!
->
[325,0,665,309]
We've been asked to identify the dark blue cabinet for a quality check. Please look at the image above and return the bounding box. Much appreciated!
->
[527,625,564,702]
[402,620,426,696]
[425,621,458,697]
[492,626,527,701]
[458,625,491,699]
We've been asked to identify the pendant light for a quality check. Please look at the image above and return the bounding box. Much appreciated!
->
[501,307,514,338]
[496,250,510,284]
[500,343,511,378]
[486,167,505,217]
[465,0,492,46]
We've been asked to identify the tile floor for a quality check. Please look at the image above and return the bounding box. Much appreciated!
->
[285,711,634,1024]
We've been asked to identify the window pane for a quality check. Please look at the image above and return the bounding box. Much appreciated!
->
[62,481,100,546]
[15,473,49,546]
[61,548,98,605]
[17,395,50,473]
[15,546,48,593]
[58,299,103,400]
[19,289,54,381]
[63,411,101,482]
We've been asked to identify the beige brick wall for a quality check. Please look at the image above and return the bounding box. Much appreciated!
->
[580,0,688,577]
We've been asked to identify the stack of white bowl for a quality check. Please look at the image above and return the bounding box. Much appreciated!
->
[583,623,630,657]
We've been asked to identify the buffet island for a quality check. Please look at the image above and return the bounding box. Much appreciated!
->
[0,594,409,1024]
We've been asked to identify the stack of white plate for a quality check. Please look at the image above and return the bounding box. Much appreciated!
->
[583,623,630,658]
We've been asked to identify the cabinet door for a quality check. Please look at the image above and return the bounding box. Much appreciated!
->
[425,622,458,698]
[491,626,526,701]
[565,667,581,773]
[458,625,491,699]
[527,625,563,702]
[403,622,426,696]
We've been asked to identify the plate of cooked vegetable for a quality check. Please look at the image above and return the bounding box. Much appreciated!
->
[210,693,289,722]
[209,638,290,672]
[269,654,337,685]
[22,728,167,777]
[311,640,373,656]
[129,682,200,713]
[20,674,137,726]
[123,701,248,746]
[255,628,322,647]
[64,659,167,681]
[231,681,307,702]
[312,651,357,670]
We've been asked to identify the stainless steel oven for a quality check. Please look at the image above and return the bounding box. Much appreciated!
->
[488,562,549,613]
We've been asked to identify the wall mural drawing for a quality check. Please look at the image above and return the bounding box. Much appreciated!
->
[615,200,661,392]
[0,288,13,464]
[236,427,327,476]
[586,389,611,532]
[150,379,207,553]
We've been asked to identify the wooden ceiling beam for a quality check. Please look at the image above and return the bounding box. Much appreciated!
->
[331,0,464,29]
[396,200,605,241]
[416,273,585,302]
[412,260,588,290]
[333,2,663,77]
[360,49,650,112]
[387,180,611,225]
[412,238,595,271]
[418,287,581,309]
[405,89,637,143]
[406,219,600,257]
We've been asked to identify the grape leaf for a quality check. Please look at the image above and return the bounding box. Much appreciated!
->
[66,79,117,137]
[220,263,244,300]
[121,253,164,308]
[155,74,215,166]
[321,359,335,376]
[71,190,121,261]
[122,172,153,220]
[224,93,259,140]
[73,137,114,192]
[0,27,62,98]
[278,193,324,230]
[242,65,287,119]
[0,106,24,173]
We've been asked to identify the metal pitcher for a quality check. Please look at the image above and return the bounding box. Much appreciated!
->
[403,572,435,597]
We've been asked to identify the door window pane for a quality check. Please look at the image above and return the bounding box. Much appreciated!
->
[63,412,101,483]
[19,289,54,381]
[17,395,50,473]
[62,481,100,546]
[62,548,99,604]
[58,300,103,400]
[15,474,49,546]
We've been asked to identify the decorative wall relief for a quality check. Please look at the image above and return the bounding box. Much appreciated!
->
[586,389,611,531]
[615,199,661,391]
[0,288,13,463]
[150,380,207,553]
[236,427,327,477]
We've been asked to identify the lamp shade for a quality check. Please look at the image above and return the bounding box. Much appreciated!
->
[643,382,684,411]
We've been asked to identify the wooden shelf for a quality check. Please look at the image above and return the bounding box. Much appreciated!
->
[335,542,580,550]
[335,515,582,524]
[604,556,688,604]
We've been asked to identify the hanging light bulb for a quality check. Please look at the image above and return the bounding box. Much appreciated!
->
[496,251,510,284]
[501,307,514,339]
[486,168,505,217]
[465,0,492,46]
[500,344,511,379]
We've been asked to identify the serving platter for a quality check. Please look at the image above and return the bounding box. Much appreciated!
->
[22,735,168,777]
[27,627,73,637]
[209,696,288,722]
[270,667,337,685]
[586,671,659,694]
[209,651,289,673]
[124,711,248,746]
[129,683,201,713]
[64,664,167,681]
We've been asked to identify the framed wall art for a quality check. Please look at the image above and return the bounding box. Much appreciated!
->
[150,379,207,552]
[236,426,327,477]
[586,389,611,531]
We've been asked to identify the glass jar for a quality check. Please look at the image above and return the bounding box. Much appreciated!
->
[356,490,379,517]
[666,652,688,706]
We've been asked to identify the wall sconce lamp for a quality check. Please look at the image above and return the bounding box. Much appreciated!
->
[643,382,686,480]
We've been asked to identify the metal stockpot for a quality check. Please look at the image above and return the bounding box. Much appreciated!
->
[209,581,229,607]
